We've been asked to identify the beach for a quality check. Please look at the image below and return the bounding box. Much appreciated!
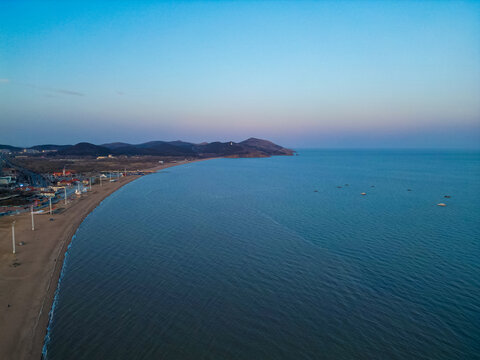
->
[0,161,196,360]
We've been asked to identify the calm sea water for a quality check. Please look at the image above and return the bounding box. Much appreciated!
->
[43,150,480,360]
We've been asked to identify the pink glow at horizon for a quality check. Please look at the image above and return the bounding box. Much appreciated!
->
[1,1,479,148]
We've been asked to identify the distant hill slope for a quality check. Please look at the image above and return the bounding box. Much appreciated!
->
[239,138,294,156]
[195,138,294,158]
[195,141,249,157]
[101,142,132,150]
[57,142,111,156]
[167,140,197,151]
[30,144,71,151]
[0,144,23,151]
[3,139,294,158]
[114,141,196,156]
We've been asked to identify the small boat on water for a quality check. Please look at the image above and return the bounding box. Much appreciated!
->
[361,192,366,195]
[437,203,447,207]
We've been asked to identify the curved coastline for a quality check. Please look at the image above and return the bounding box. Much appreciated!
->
[0,159,209,360]
[41,234,75,360]
[1,175,141,360]
[38,182,139,360]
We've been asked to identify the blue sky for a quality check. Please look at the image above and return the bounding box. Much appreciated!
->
[1,0,479,148]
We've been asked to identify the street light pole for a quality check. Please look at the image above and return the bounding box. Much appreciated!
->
[64,187,67,204]
[12,221,15,254]
[49,197,52,215]
[31,205,35,231]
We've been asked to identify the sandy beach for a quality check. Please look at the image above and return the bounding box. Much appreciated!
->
[0,160,201,360]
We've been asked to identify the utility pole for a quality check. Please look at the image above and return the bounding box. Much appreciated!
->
[49,197,52,215]
[64,187,67,204]
[31,205,35,231]
[12,221,15,254]
[89,177,92,190]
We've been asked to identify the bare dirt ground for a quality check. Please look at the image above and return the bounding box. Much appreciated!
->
[12,155,191,174]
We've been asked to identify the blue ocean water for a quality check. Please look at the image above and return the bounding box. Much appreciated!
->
[43,150,480,360]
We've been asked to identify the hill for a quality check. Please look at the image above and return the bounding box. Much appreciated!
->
[239,138,294,156]
[2,139,294,158]
[0,144,23,152]
[101,142,132,150]
[114,141,196,156]
[29,144,71,151]
[57,142,111,156]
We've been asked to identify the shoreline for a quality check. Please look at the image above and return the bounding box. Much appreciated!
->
[0,159,209,360]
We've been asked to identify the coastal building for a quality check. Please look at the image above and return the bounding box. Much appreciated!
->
[57,179,76,186]
[16,185,36,192]
[50,186,66,192]
[1,168,18,176]
[22,148,40,154]
[53,170,75,177]
[40,190,56,197]
[0,176,16,185]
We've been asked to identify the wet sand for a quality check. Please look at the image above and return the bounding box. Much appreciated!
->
[0,160,205,360]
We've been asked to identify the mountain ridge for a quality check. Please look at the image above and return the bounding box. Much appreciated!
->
[0,139,294,158]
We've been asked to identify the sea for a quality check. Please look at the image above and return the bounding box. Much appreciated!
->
[42,150,480,360]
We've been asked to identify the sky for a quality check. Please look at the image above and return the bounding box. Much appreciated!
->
[1,0,479,148]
